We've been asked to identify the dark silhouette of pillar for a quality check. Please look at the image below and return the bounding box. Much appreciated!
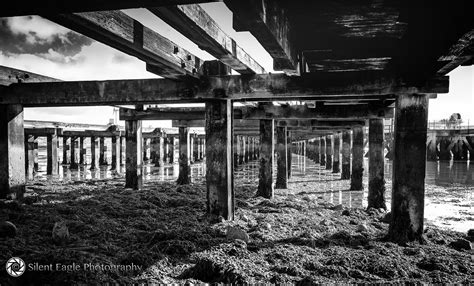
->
[341,131,351,179]
[350,127,364,190]
[368,118,386,209]
[257,119,274,198]
[275,126,288,189]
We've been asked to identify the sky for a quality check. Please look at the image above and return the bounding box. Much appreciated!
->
[0,3,472,126]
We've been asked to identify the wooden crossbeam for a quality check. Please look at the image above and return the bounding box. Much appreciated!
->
[62,130,121,137]
[224,0,297,74]
[1,72,448,106]
[437,30,474,75]
[0,66,59,86]
[173,119,366,128]
[1,0,218,17]
[150,4,265,74]
[47,11,202,80]
[24,128,60,136]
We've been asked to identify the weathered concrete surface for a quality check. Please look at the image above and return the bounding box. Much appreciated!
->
[350,126,364,190]
[25,134,34,179]
[99,137,108,166]
[333,133,340,173]
[257,119,274,199]
[79,137,85,165]
[0,104,25,199]
[70,137,79,170]
[275,126,288,189]
[46,131,58,175]
[325,135,333,170]
[314,137,320,164]
[90,136,98,170]
[62,136,69,164]
[205,100,234,220]
[125,120,143,190]
[287,131,292,179]
[111,136,120,171]
[341,131,351,179]
[320,137,326,165]
[389,94,429,243]
[176,127,191,185]
[368,118,386,210]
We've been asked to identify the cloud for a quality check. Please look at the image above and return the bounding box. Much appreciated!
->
[0,16,93,62]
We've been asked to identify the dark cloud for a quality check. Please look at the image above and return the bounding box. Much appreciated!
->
[0,17,93,62]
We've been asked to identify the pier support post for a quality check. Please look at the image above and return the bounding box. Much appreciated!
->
[320,137,326,165]
[25,135,35,179]
[125,120,143,189]
[99,137,108,166]
[120,137,124,166]
[350,126,364,190]
[341,131,351,179]
[206,99,234,220]
[233,135,239,168]
[190,135,195,163]
[438,138,451,160]
[389,94,429,243]
[33,136,39,172]
[46,130,58,175]
[333,133,341,173]
[156,132,165,167]
[326,135,333,170]
[368,118,386,209]
[276,126,288,189]
[314,138,320,163]
[70,137,79,169]
[169,136,175,164]
[177,127,191,185]
[426,134,437,161]
[0,104,25,199]
[79,137,85,165]
[257,119,274,198]
[62,136,69,164]
[287,131,292,179]
[90,136,98,170]
[111,135,120,171]
[239,136,244,164]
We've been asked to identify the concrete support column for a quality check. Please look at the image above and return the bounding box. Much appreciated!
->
[287,131,292,179]
[79,137,86,165]
[156,133,165,167]
[368,118,386,209]
[314,138,320,163]
[275,126,288,189]
[0,104,25,199]
[196,137,201,162]
[46,131,59,175]
[62,136,69,164]
[341,131,351,179]
[163,136,169,163]
[190,135,195,163]
[426,135,437,161]
[70,137,79,169]
[25,135,35,179]
[143,138,150,162]
[194,135,199,162]
[233,135,239,168]
[99,137,108,166]
[125,120,143,189]
[333,133,341,173]
[437,138,451,160]
[326,135,333,170]
[111,135,120,171]
[168,136,175,164]
[33,136,39,172]
[320,137,326,165]
[389,94,429,243]
[239,136,244,164]
[257,119,274,198]
[176,127,191,185]
[350,127,364,190]
[120,137,124,166]
[206,99,234,220]
[90,136,98,170]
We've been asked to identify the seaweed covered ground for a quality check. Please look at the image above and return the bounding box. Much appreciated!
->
[0,161,473,284]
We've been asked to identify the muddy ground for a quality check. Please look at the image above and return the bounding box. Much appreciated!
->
[0,168,473,284]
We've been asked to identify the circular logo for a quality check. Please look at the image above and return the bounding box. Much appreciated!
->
[6,257,25,277]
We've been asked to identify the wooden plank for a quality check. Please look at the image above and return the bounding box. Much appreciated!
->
[150,4,265,74]
[437,30,474,75]
[224,0,297,73]
[47,11,202,79]
[25,128,59,136]
[1,0,218,17]
[62,130,120,137]
[0,66,59,86]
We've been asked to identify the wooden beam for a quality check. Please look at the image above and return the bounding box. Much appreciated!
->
[150,4,265,74]
[0,65,59,86]
[224,0,297,73]
[1,73,448,106]
[1,0,218,17]
[47,11,202,79]
[25,128,60,136]
[62,130,120,137]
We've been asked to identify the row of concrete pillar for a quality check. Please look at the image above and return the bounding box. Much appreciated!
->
[427,136,474,161]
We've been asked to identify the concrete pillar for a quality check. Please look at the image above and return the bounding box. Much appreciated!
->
[33,136,39,172]
[62,136,69,164]
[111,135,120,171]
[90,136,98,170]
[150,137,157,163]
[176,127,191,185]
[320,137,326,165]
[238,136,244,164]
[193,134,199,162]
[125,120,143,189]
[275,126,288,189]
[333,133,341,173]
[287,131,292,179]
[196,137,201,161]
[120,137,125,166]
[350,126,364,190]
[0,104,25,199]
[25,134,35,179]
[79,137,85,165]
[368,118,386,209]
[155,133,165,167]
[190,135,195,163]
[206,99,234,220]
[426,134,437,161]
[70,137,79,169]
[437,138,451,160]
[143,138,150,162]
[163,136,169,163]
[99,137,108,165]
[257,119,274,198]
[341,131,351,179]
[314,138,320,163]
[389,94,429,243]
[46,131,59,175]
[326,135,333,170]
[233,135,239,168]
[168,136,175,164]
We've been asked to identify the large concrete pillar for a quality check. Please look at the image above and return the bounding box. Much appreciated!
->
[155,132,165,167]
[333,133,341,173]
[275,126,288,189]
[70,136,79,170]
[350,126,364,190]
[90,136,98,170]
[368,118,386,209]
[0,104,25,199]
[320,137,326,165]
[46,130,59,175]
[79,137,85,165]
[168,136,175,164]
[239,136,244,164]
[287,131,292,179]
[325,135,333,170]
[25,134,35,179]
[125,120,143,189]
[111,135,120,171]
[341,131,351,179]
[233,135,239,168]
[177,127,191,185]
[389,94,429,243]
[62,136,69,164]
[314,138,320,163]
[120,136,124,166]
[190,135,195,163]
[193,134,199,162]
[257,119,274,198]
[206,99,234,220]
[33,136,39,172]
[99,137,108,166]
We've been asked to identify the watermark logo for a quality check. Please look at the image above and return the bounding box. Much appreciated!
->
[6,257,25,277]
